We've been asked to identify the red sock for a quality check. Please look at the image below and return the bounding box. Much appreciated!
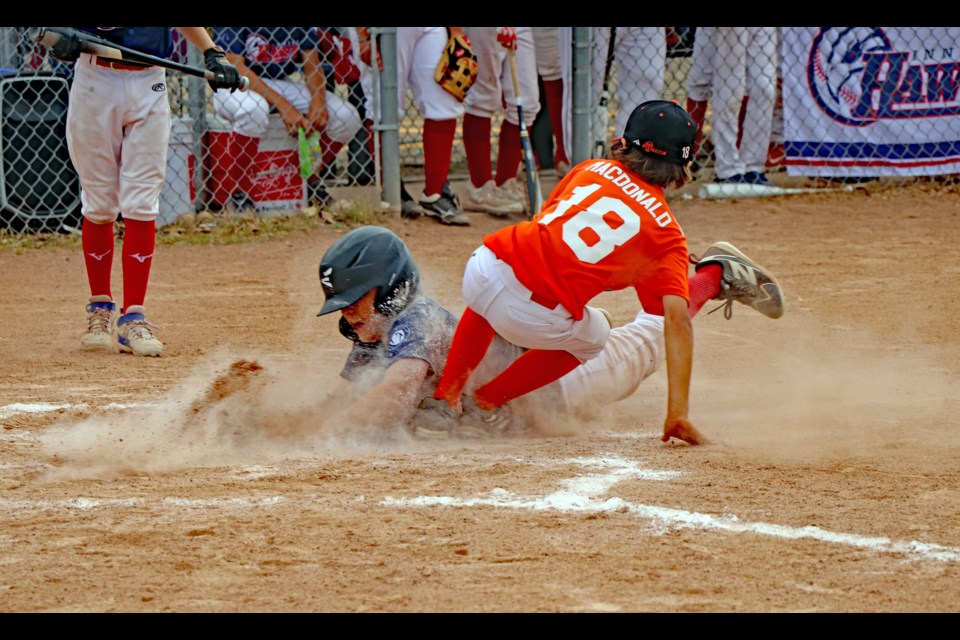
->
[685,98,708,157]
[688,264,722,317]
[474,349,581,410]
[81,217,115,299]
[494,121,522,185]
[233,133,260,196]
[315,133,344,177]
[463,113,492,188]
[542,79,568,165]
[422,118,457,197]
[121,218,156,312]
[433,307,496,407]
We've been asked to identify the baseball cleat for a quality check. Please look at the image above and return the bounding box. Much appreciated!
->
[116,312,164,357]
[462,179,524,218]
[419,182,471,226]
[694,242,784,319]
[459,395,513,438]
[81,300,117,351]
[415,396,461,438]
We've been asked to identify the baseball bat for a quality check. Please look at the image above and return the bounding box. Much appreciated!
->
[507,48,543,219]
[29,27,249,91]
[593,27,617,159]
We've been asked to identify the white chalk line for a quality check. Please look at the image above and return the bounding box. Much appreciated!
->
[383,455,960,564]
[0,401,157,420]
[3,403,959,564]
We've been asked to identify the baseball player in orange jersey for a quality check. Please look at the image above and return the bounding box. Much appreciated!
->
[420,100,785,445]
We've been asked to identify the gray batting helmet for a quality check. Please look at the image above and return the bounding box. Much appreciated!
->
[317,226,420,317]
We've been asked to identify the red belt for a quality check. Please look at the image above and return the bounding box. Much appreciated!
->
[95,57,152,71]
[530,291,559,310]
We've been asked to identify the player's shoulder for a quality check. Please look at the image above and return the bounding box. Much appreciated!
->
[392,297,456,333]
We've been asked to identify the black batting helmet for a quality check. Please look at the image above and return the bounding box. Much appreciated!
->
[317,226,420,317]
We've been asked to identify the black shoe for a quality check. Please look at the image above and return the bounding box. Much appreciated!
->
[743,171,770,185]
[308,181,334,208]
[398,183,424,219]
[419,182,470,226]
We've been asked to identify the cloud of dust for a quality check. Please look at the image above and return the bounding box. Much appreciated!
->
[36,345,431,481]
[693,318,960,467]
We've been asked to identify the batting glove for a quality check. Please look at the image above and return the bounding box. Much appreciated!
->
[496,27,518,51]
[203,46,243,92]
[49,33,82,63]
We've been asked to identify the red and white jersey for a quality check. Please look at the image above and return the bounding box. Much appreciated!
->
[484,159,690,319]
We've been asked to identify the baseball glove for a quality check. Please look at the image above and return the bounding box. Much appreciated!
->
[434,30,478,102]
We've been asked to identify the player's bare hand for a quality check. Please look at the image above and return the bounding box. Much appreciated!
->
[308,97,329,133]
[661,416,708,445]
[497,27,518,51]
[277,101,307,136]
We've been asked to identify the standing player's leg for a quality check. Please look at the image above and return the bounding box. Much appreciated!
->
[612,27,666,137]
[532,26,570,176]
[408,27,470,226]
[462,27,523,218]
[115,65,170,356]
[495,27,539,214]
[67,55,124,351]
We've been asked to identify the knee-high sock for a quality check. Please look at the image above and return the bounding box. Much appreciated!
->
[495,121,522,185]
[542,78,568,165]
[473,349,581,410]
[463,113,492,188]
[422,118,457,197]
[685,98,708,158]
[313,133,344,180]
[688,264,722,317]
[121,218,156,313]
[433,307,496,408]
[82,217,115,299]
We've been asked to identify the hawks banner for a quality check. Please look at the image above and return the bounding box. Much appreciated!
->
[781,27,960,178]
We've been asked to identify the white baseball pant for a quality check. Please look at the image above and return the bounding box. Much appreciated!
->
[710,27,779,179]
[213,79,362,144]
[66,54,170,224]
[395,27,465,121]
[461,245,610,363]
[463,27,539,127]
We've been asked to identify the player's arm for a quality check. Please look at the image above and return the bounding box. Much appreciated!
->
[174,27,218,52]
[659,294,707,445]
[327,357,431,429]
[301,47,330,134]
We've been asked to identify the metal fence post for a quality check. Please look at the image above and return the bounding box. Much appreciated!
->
[570,27,592,165]
[375,27,400,214]
[187,42,207,213]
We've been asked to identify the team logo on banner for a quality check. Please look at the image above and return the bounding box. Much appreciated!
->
[809,27,892,125]
[809,27,960,127]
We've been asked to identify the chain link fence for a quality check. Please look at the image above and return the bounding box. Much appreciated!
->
[0,26,956,235]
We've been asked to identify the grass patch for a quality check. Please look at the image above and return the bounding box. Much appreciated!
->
[0,202,395,253]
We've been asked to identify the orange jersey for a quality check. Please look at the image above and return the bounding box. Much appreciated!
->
[484,159,689,318]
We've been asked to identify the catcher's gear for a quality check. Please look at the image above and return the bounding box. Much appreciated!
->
[48,31,82,63]
[434,30,478,102]
[203,46,243,93]
[317,226,421,317]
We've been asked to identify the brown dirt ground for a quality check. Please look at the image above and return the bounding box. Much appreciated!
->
[2,173,959,613]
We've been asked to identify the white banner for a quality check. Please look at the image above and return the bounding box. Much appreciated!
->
[780,27,960,177]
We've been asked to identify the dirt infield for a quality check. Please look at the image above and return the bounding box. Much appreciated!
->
[2,177,959,613]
